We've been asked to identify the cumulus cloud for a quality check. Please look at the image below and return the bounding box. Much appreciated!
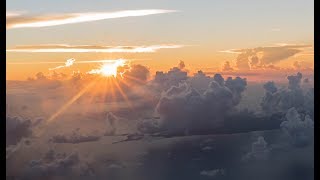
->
[153,62,188,90]
[104,112,119,136]
[50,129,100,144]
[49,58,75,70]
[222,61,234,71]
[220,45,311,70]
[7,44,184,53]
[243,136,270,161]
[188,70,211,92]
[280,107,314,147]
[6,9,177,29]
[6,116,32,147]
[178,60,185,69]
[261,72,312,114]
[121,64,150,83]
[138,74,247,134]
[23,150,80,179]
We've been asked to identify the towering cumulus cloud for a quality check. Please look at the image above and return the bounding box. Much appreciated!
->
[280,107,314,147]
[154,61,188,90]
[138,74,247,134]
[220,45,311,70]
[261,72,312,115]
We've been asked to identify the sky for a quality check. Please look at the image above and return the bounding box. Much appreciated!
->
[6,0,314,80]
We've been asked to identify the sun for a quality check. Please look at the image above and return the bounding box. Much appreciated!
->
[99,59,126,77]
[101,64,117,77]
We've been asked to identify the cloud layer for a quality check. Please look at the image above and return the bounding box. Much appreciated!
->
[7,44,184,53]
[6,9,177,29]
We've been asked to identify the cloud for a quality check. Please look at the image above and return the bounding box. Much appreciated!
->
[7,44,184,53]
[271,28,281,32]
[7,59,141,65]
[49,58,75,70]
[200,169,225,177]
[243,136,270,161]
[6,115,32,147]
[6,9,177,29]
[280,107,314,147]
[219,44,311,70]
[121,64,150,83]
[104,112,118,136]
[188,70,211,91]
[23,150,80,179]
[222,61,234,71]
[261,72,312,114]
[138,74,247,134]
[178,60,185,69]
[153,62,188,89]
[50,129,100,144]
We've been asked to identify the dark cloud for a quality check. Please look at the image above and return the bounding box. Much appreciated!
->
[139,74,247,134]
[200,168,225,177]
[188,70,212,92]
[121,64,150,84]
[242,136,270,161]
[50,130,100,144]
[23,150,80,179]
[263,81,278,94]
[261,72,311,114]
[280,107,314,147]
[6,116,32,146]
[153,62,188,90]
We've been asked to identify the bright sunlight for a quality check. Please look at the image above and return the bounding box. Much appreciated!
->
[98,59,126,77]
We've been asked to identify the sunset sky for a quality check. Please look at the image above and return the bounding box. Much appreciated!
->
[6,0,314,80]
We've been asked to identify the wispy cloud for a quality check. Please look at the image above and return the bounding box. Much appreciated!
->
[7,58,147,65]
[49,58,75,70]
[271,28,281,32]
[6,9,177,29]
[7,44,184,53]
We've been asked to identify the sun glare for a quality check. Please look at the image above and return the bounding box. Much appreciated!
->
[99,59,126,77]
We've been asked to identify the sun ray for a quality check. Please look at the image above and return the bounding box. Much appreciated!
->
[112,78,134,110]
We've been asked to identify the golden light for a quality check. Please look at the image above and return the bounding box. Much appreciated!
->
[98,59,126,77]
[101,64,118,77]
